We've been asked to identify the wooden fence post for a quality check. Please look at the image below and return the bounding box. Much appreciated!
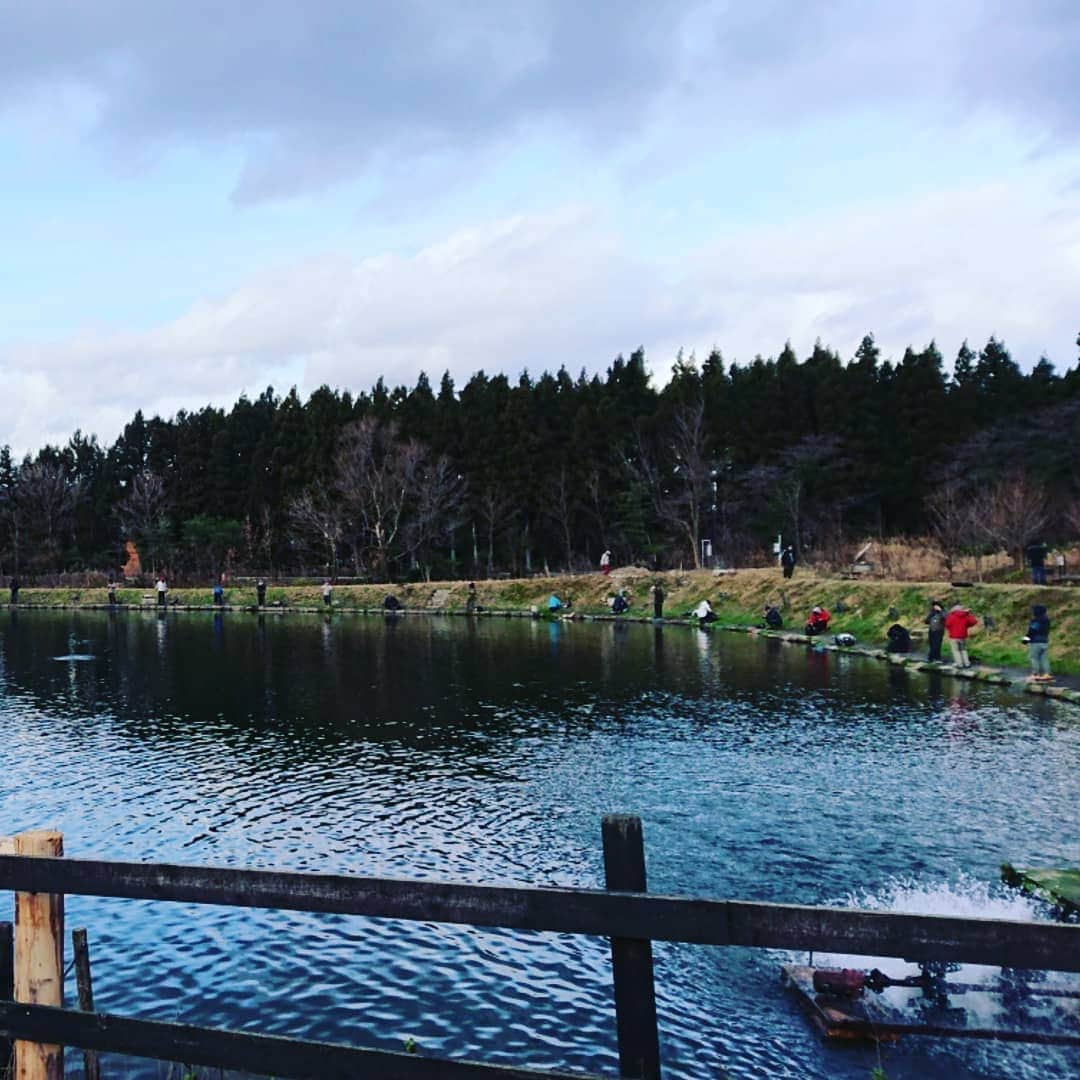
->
[602,815,661,1080]
[13,831,63,1080]
[1,834,13,1080]
[70,931,99,1080]
[1,917,13,1079]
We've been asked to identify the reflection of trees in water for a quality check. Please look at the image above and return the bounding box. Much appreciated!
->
[5,611,1053,774]
[2,613,717,762]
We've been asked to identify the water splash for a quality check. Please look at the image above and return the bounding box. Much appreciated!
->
[842,872,1048,924]
[788,873,1077,1003]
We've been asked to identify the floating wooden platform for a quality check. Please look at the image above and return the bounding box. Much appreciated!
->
[780,965,1080,1045]
[1002,864,1080,917]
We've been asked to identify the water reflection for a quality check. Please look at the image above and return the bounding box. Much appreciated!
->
[0,610,1076,1079]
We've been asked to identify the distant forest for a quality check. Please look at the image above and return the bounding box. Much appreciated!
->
[2,334,1080,582]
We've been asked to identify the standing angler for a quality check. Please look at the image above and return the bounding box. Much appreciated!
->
[1024,604,1052,682]
[944,604,977,669]
[925,601,945,662]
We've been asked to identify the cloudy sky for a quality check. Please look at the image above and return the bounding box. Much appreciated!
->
[2,0,1079,454]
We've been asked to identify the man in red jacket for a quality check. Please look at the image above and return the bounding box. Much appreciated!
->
[944,605,978,668]
[805,606,831,636]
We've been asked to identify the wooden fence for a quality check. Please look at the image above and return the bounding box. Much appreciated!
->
[0,816,1078,1079]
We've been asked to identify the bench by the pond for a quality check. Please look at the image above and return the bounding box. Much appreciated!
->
[0,817,1077,1079]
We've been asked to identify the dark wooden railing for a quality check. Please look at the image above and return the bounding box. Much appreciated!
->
[0,815,1077,1078]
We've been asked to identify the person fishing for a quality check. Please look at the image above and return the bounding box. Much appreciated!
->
[763,604,783,630]
[944,604,977,668]
[925,601,946,662]
[691,598,716,626]
[256,579,267,607]
[886,623,912,653]
[804,606,830,636]
[1024,604,1051,682]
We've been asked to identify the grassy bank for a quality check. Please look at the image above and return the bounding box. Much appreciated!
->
[10,568,1080,674]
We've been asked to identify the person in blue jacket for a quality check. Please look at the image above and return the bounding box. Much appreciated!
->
[1024,604,1051,680]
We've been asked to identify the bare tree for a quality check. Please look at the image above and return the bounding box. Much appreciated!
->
[1065,496,1080,543]
[333,417,460,581]
[476,483,514,577]
[403,455,466,578]
[0,460,23,573]
[16,460,82,568]
[333,418,413,580]
[286,485,343,574]
[925,476,978,577]
[582,468,609,554]
[977,470,1052,568]
[544,467,576,570]
[636,400,712,568]
[243,504,278,576]
[117,469,170,571]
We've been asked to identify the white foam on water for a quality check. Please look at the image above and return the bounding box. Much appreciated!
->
[845,871,1048,924]
[775,873,1078,1033]
[768,872,1080,1058]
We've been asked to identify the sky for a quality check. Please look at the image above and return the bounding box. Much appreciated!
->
[2,0,1079,455]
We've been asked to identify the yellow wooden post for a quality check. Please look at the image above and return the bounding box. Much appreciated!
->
[13,830,64,1080]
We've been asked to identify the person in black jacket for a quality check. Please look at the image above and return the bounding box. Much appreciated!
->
[9,577,19,603]
[1025,604,1051,680]
[780,545,797,579]
[1025,540,1049,585]
[925,602,945,662]
[886,623,912,653]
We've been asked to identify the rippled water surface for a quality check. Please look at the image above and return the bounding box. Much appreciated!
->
[1,608,1077,1078]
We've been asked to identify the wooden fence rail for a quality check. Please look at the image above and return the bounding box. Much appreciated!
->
[0,815,1078,1079]
[1,853,1077,970]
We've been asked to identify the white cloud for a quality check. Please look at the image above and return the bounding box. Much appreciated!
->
[681,177,1080,366]
[3,172,1078,456]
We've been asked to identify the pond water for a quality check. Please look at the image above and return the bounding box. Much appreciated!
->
[0,609,1077,1079]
